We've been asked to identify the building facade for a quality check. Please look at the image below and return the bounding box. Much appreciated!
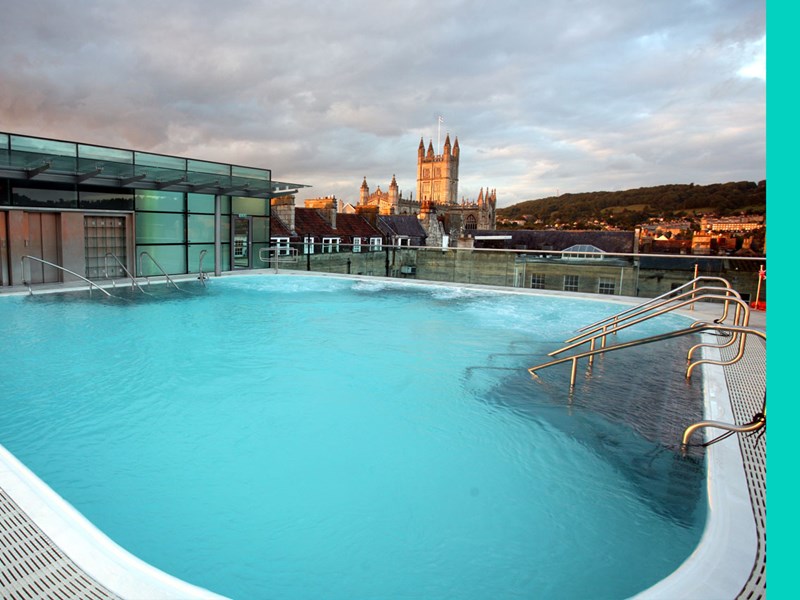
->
[0,131,307,287]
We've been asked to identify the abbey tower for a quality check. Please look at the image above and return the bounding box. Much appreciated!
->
[416,134,459,204]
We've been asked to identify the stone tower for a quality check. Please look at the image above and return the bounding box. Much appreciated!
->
[416,134,459,205]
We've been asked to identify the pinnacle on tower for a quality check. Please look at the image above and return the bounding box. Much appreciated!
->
[453,136,460,157]
[443,133,451,156]
[418,138,425,157]
[427,140,434,159]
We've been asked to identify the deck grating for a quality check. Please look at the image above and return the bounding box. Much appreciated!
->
[720,337,767,600]
[0,488,119,600]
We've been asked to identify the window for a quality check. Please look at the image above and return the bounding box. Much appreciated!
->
[530,274,545,289]
[598,278,615,295]
[370,237,383,251]
[465,215,477,230]
[304,236,315,254]
[564,275,579,292]
[352,237,362,253]
[395,237,410,247]
[272,237,290,256]
[322,237,340,253]
[562,244,605,260]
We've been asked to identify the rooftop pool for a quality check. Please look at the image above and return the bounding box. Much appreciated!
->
[0,274,709,599]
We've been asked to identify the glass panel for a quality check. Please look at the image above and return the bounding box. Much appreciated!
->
[221,243,231,271]
[0,133,8,148]
[11,135,76,156]
[252,216,269,243]
[188,244,215,274]
[134,151,186,171]
[135,190,185,212]
[221,215,231,242]
[220,195,231,214]
[231,165,270,181]
[1,179,10,205]
[232,196,268,216]
[79,188,134,210]
[78,144,133,163]
[12,185,78,208]
[188,159,230,176]
[135,212,186,244]
[188,214,215,243]
[187,193,215,214]
[136,245,187,276]
[252,243,270,268]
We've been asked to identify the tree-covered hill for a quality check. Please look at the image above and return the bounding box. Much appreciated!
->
[497,181,766,229]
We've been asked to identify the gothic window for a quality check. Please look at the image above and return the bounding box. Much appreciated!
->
[465,215,477,230]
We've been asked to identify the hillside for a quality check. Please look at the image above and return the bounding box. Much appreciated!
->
[497,181,766,229]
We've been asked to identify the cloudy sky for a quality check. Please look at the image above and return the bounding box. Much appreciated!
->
[0,0,765,208]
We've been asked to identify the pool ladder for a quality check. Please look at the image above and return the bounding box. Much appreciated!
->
[525,276,766,449]
[138,251,187,292]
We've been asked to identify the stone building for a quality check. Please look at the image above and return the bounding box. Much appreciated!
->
[357,135,497,245]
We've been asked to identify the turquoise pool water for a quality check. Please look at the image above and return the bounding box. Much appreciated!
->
[0,275,706,599]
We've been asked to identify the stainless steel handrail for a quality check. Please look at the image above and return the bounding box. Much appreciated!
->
[562,284,741,350]
[198,249,208,286]
[575,276,735,334]
[529,317,756,388]
[550,290,749,359]
[138,252,183,291]
[20,255,113,298]
[680,414,766,451]
[104,253,149,294]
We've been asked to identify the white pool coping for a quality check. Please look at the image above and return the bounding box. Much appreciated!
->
[0,272,763,598]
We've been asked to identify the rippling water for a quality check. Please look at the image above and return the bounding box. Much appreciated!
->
[0,275,706,599]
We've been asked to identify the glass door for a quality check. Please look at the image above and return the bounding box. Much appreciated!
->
[232,216,252,269]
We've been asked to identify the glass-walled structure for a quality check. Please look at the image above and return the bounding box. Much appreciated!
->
[0,131,307,286]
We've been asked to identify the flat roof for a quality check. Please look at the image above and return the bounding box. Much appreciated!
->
[0,131,309,199]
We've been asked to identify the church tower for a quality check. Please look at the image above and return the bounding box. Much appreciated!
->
[416,134,459,205]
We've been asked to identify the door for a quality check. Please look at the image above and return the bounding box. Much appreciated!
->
[24,212,61,284]
[232,216,252,269]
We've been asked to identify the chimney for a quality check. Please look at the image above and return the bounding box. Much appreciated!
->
[270,195,296,233]
[304,196,337,229]
[355,204,379,228]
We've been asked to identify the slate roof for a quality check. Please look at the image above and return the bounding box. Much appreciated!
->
[293,208,336,237]
[335,213,383,238]
[270,216,292,237]
[377,215,427,239]
[471,229,635,253]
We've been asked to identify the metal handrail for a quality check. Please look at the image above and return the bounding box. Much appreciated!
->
[562,284,741,350]
[529,319,758,388]
[20,255,113,298]
[138,252,183,291]
[198,249,208,286]
[680,414,766,452]
[104,253,149,294]
[575,276,735,334]
[550,291,749,360]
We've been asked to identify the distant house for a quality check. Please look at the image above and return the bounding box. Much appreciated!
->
[270,196,384,255]
[377,215,428,247]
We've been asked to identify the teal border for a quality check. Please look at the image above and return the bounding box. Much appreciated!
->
[767,0,786,596]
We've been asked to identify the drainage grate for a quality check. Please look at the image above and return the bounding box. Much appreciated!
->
[720,338,766,600]
[0,487,119,600]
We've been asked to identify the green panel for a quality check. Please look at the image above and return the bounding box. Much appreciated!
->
[188,244,215,274]
[135,151,186,170]
[135,190,185,212]
[188,159,230,176]
[231,165,270,181]
[78,144,133,163]
[79,189,134,210]
[188,214,215,243]
[232,196,268,216]
[221,243,231,271]
[252,216,269,243]
[136,212,186,244]
[220,196,231,214]
[11,135,76,156]
[221,216,231,242]
[136,245,187,276]
[252,243,270,268]
[187,193,215,214]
